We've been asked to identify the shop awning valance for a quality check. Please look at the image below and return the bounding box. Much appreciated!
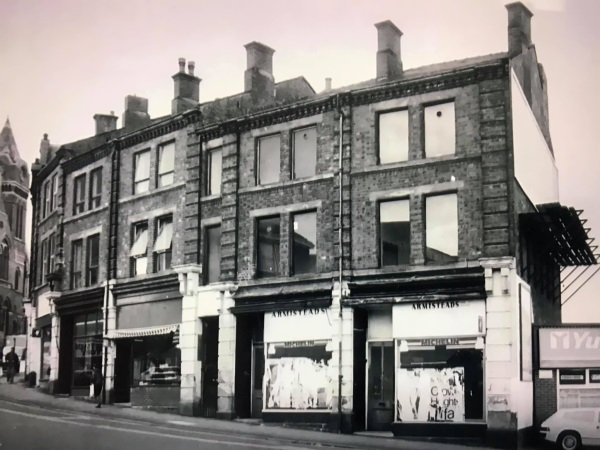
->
[107,324,179,340]
[520,203,598,267]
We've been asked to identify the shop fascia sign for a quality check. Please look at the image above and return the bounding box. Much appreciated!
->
[269,308,327,318]
[410,301,460,310]
[539,327,600,368]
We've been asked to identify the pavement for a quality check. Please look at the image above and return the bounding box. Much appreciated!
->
[0,378,522,450]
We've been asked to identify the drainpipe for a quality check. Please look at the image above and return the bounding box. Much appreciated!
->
[336,94,344,433]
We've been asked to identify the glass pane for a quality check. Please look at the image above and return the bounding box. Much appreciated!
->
[158,143,175,175]
[74,314,86,337]
[207,226,221,283]
[258,135,280,185]
[88,235,100,266]
[209,149,222,195]
[159,172,173,187]
[293,127,317,179]
[92,169,102,196]
[154,218,173,252]
[426,194,458,263]
[379,110,409,164]
[292,212,317,274]
[257,217,280,277]
[425,102,456,158]
[135,150,150,182]
[135,257,147,275]
[380,200,410,266]
[135,179,150,194]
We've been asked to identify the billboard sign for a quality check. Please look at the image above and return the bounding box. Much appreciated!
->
[538,327,600,368]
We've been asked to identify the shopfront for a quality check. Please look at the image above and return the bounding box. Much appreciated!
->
[261,307,335,423]
[110,296,182,410]
[391,299,487,437]
[534,325,600,426]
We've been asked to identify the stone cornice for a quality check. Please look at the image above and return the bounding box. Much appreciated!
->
[111,272,179,297]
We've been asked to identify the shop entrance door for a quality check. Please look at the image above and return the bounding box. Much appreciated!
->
[114,340,132,403]
[200,317,219,418]
[367,342,395,431]
[251,343,264,418]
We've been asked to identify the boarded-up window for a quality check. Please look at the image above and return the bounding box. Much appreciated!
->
[257,135,280,185]
[379,110,409,164]
[292,211,317,274]
[380,200,410,266]
[209,149,222,195]
[425,102,456,158]
[206,225,221,284]
[425,193,458,263]
[293,127,317,179]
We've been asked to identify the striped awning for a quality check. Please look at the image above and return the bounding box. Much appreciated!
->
[107,324,179,340]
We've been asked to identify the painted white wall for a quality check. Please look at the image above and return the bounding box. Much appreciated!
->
[514,276,534,429]
[367,309,393,341]
[36,292,52,318]
[511,69,559,205]
[264,307,333,343]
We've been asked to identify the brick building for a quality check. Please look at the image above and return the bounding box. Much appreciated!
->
[0,119,29,360]
[26,2,597,448]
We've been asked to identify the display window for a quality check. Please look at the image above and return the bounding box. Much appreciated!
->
[72,311,103,387]
[396,345,484,423]
[264,341,334,410]
[558,369,600,409]
[132,334,181,387]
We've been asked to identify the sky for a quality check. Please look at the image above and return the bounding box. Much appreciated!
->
[0,0,598,322]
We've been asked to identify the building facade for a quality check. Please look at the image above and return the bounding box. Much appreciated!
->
[27,3,597,448]
[0,119,29,361]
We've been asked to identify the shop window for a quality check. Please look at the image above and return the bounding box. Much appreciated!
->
[154,216,173,273]
[379,199,410,266]
[264,341,333,410]
[132,334,181,387]
[86,234,100,286]
[208,149,222,195]
[378,109,409,164]
[52,173,59,212]
[425,193,458,263]
[89,167,102,209]
[257,135,280,185]
[158,142,175,188]
[134,149,151,194]
[72,311,103,389]
[292,126,317,179]
[559,388,600,409]
[71,239,83,289]
[130,222,148,276]
[425,102,456,158]
[0,240,8,281]
[73,174,86,215]
[256,216,280,278]
[397,347,484,422]
[205,225,221,284]
[291,211,317,275]
[43,181,51,218]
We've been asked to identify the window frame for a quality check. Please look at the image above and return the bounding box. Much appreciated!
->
[208,148,222,196]
[133,149,151,195]
[157,141,175,188]
[130,221,149,277]
[73,174,86,215]
[52,174,59,212]
[424,100,456,159]
[256,134,281,186]
[291,125,318,180]
[376,108,410,165]
[204,224,222,285]
[378,198,411,267]
[154,215,173,273]
[290,210,318,276]
[255,215,281,279]
[71,239,83,290]
[47,233,55,274]
[88,167,102,210]
[86,234,100,286]
[43,181,51,218]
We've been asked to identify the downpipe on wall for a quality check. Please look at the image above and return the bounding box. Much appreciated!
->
[336,96,344,433]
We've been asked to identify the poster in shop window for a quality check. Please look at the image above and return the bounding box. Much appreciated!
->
[396,367,465,422]
[264,355,334,410]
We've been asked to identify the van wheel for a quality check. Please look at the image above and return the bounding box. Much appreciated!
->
[557,431,581,450]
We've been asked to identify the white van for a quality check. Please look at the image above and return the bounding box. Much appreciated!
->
[540,408,600,450]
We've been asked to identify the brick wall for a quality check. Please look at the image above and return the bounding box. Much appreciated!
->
[534,370,557,427]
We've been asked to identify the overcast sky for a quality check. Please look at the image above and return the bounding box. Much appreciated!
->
[1,0,598,322]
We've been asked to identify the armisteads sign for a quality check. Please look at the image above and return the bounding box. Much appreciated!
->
[538,327,600,368]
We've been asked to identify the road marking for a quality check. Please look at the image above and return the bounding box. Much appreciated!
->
[167,420,195,426]
[0,408,314,450]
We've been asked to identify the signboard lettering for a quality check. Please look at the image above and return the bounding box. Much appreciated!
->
[271,308,327,318]
[284,341,315,348]
[539,328,600,368]
[421,338,460,346]
[590,370,600,384]
[559,369,586,385]
[412,301,460,311]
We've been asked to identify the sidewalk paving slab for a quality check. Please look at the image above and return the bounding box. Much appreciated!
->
[0,380,537,450]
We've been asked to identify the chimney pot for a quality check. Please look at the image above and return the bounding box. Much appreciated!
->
[172,58,201,115]
[375,20,403,80]
[188,61,195,76]
[506,2,534,57]
[178,57,186,73]
[43,133,48,140]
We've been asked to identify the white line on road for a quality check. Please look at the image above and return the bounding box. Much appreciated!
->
[0,407,315,450]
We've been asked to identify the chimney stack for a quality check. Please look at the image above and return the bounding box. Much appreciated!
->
[172,57,201,115]
[506,2,533,57]
[375,20,403,81]
[123,95,151,130]
[93,111,118,135]
[244,42,275,105]
[39,133,51,165]
[325,77,332,91]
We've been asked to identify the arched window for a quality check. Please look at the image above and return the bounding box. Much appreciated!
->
[0,239,9,280]
[14,268,20,292]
